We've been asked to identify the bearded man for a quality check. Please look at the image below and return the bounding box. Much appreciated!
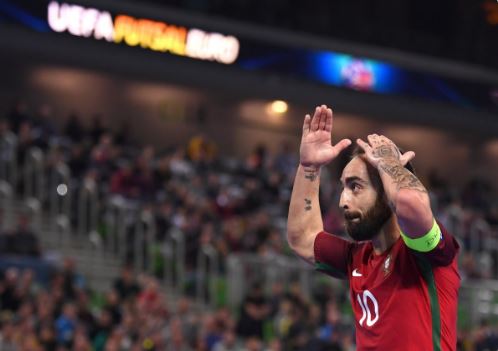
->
[287,105,460,351]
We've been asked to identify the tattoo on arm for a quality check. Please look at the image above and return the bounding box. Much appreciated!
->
[303,168,318,182]
[304,198,312,211]
[372,145,400,159]
[378,160,427,193]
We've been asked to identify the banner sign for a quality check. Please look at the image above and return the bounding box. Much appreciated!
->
[1,0,496,113]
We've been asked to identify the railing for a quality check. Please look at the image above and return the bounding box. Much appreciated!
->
[48,163,72,248]
[469,217,492,253]
[21,147,45,233]
[77,177,99,243]
[162,228,186,295]
[24,147,44,202]
[460,280,498,329]
[24,197,42,232]
[133,209,156,273]
[0,180,13,229]
[2,137,498,317]
[197,244,219,308]
[49,163,71,221]
[106,196,129,259]
[226,253,314,310]
[0,132,17,188]
[444,205,465,239]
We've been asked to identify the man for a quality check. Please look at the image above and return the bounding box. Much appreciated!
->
[287,105,460,350]
[4,212,41,257]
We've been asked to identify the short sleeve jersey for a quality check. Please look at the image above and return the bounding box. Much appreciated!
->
[314,222,460,351]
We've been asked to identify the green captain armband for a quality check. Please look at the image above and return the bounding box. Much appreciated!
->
[400,220,441,252]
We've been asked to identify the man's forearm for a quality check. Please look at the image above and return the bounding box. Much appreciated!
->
[377,158,427,205]
[377,158,433,237]
[287,165,323,262]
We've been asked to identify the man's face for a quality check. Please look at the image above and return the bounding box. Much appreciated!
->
[339,156,392,241]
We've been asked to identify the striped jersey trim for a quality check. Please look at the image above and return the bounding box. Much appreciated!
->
[315,261,347,279]
[415,256,441,351]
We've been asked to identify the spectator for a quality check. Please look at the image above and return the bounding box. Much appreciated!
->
[110,162,137,198]
[16,121,37,172]
[113,266,140,301]
[60,257,85,300]
[242,336,264,351]
[103,290,122,326]
[75,289,96,337]
[213,329,240,351]
[0,268,22,312]
[64,113,85,143]
[0,119,15,165]
[67,144,89,179]
[3,213,41,257]
[166,316,193,350]
[89,115,108,145]
[39,323,57,350]
[474,320,498,351]
[236,283,270,339]
[55,302,78,346]
[7,99,30,133]
[272,141,297,181]
[92,309,113,351]
[90,133,117,181]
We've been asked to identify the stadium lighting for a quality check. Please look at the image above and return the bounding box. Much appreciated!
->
[57,183,68,196]
[270,100,288,114]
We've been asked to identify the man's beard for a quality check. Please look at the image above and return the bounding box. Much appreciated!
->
[344,196,392,241]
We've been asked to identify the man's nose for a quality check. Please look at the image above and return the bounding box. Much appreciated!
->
[339,191,349,210]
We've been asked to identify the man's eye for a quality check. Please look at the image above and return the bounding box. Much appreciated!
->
[352,183,361,191]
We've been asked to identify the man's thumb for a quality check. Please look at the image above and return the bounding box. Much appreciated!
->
[334,139,352,153]
[400,151,416,166]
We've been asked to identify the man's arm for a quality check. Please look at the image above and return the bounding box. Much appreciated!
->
[356,134,432,238]
[287,165,323,263]
[287,105,350,264]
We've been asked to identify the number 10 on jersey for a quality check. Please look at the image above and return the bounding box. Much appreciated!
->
[356,290,379,327]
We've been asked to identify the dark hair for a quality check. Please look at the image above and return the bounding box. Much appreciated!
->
[351,144,416,194]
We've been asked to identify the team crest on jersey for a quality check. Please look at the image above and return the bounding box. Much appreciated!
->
[383,254,392,276]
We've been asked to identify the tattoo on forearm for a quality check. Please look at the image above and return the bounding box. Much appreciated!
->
[303,168,318,182]
[372,145,399,159]
[304,198,312,211]
[378,160,427,193]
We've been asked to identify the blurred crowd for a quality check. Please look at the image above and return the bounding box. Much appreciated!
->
[0,262,357,351]
[1,100,498,350]
[0,260,497,351]
[1,100,497,275]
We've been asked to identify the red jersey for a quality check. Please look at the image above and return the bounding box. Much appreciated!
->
[314,222,460,351]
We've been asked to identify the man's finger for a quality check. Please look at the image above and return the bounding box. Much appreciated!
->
[310,106,320,131]
[334,139,352,154]
[302,114,311,135]
[400,151,416,166]
[367,134,380,146]
[379,136,392,146]
[319,105,327,130]
[325,108,333,132]
[356,138,371,152]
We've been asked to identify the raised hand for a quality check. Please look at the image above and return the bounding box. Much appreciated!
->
[300,105,351,169]
[356,134,415,169]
